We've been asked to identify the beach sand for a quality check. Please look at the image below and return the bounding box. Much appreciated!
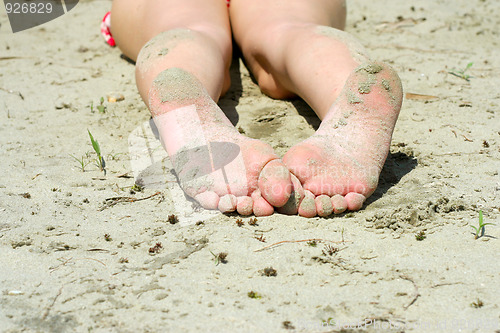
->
[0,0,499,332]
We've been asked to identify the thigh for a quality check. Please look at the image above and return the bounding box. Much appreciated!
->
[230,0,346,40]
[111,0,231,61]
[229,0,347,99]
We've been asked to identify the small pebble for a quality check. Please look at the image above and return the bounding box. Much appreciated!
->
[107,93,125,103]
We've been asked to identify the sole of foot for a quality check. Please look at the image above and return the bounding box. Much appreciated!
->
[149,68,293,216]
[283,62,403,217]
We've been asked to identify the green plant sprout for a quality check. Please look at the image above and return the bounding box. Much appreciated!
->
[88,130,106,175]
[448,62,474,82]
[470,210,494,239]
[210,251,227,265]
[130,183,144,193]
[70,154,92,172]
[471,299,484,308]
[307,240,317,247]
[415,231,426,241]
[97,97,106,113]
[107,151,124,161]
[247,291,262,299]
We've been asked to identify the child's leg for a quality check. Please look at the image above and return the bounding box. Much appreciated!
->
[111,0,232,102]
[230,0,403,216]
[111,0,293,215]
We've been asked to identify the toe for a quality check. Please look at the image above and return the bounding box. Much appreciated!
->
[345,192,366,211]
[251,190,274,216]
[298,190,317,218]
[195,191,219,210]
[237,196,253,216]
[331,194,347,214]
[276,174,304,215]
[315,195,333,217]
[258,159,292,208]
[218,194,237,213]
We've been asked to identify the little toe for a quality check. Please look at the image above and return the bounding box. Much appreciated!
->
[298,190,317,218]
[251,190,274,217]
[345,192,366,211]
[237,196,253,216]
[331,194,347,214]
[276,174,304,215]
[315,195,333,217]
[258,159,292,208]
[218,194,237,213]
[195,191,219,210]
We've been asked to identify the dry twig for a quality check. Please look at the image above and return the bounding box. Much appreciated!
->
[400,275,420,310]
[41,286,63,320]
[254,238,349,252]
[99,191,162,211]
[0,87,24,100]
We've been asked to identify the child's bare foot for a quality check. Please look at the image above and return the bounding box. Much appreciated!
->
[150,68,292,216]
[283,62,403,217]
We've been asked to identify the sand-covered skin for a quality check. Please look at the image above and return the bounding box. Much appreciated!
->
[147,67,292,214]
[0,1,499,332]
[283,61,403,214]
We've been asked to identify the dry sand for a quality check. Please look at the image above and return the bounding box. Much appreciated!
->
[0,0,499,332]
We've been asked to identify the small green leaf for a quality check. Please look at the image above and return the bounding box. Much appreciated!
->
[88,130,101,156]
[471,210,496,239]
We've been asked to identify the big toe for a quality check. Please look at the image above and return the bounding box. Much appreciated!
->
[258,159,292,208]
[276,174,304,215]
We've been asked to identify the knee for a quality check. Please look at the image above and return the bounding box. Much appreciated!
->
[241,21,312,52]
[136,29,193,68]
[239,22,312,99]
[135,27,231,78]
[256,73,296,100]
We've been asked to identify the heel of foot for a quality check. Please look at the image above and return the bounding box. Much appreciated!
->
[352,61,403,108]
